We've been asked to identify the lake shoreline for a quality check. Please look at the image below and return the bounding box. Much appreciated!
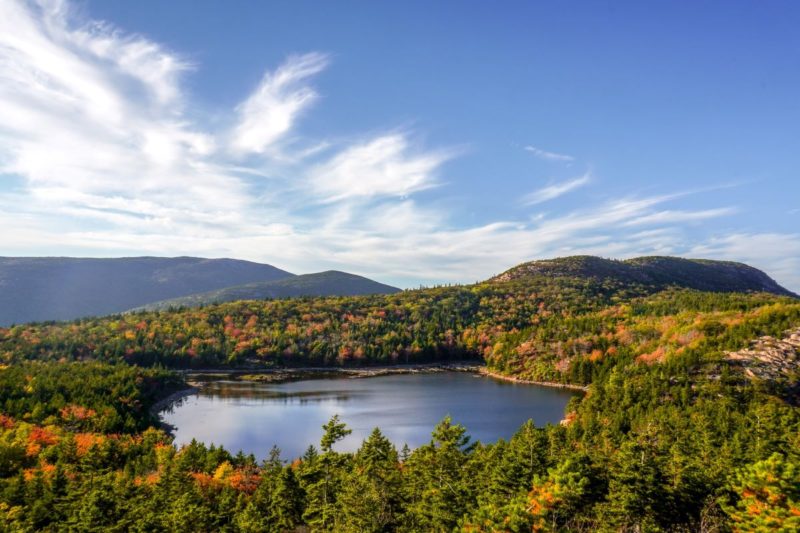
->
[184,360,484,383]
[477,368,589,392]
[150,385,202,434]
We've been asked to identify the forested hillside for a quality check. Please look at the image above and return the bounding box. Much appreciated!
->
[2,257,796,385]
[135,271,401,312]
[0,256,798,531]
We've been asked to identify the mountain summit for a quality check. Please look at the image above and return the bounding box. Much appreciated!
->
[490,255,796,297]
[0,257,293,325]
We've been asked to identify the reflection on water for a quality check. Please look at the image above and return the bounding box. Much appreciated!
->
[197,382,366,404]
[162,372,577,460]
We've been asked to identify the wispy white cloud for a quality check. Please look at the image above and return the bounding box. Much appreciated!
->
[230,52,328,155]
[620,207,737,226]
[522,173,591,205]
[307,134,454,203]
[0,0,274,272]
[524,145,574,162]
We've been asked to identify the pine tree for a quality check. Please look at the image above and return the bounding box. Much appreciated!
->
[602,439,670,532]
[301,415,352,531]
[270,467,304,531]
[400,417,473,531]
[338,428,402,532]
[722,453,800,532]
[528,457,591,531]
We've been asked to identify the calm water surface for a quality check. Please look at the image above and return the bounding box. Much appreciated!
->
[161,372,577,459]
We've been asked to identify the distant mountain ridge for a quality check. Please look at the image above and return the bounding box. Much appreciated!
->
[0,257,294,325]
[135,271,402,311]
[491,255,797,297]
[1,255,793,327]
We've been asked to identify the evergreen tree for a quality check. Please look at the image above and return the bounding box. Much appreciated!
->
[602,438,670,532]
[301,415,352,531]
[722,453,800,532]
[401,417,473,531]
[338,428,402,532]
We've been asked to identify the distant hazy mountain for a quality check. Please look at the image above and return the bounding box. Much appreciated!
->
[4,254,789,327]
[0,257,294,325]
[491,255,797,296]
[136,271,402,311]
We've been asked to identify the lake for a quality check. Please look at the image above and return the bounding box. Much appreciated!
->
[161,372,578,460]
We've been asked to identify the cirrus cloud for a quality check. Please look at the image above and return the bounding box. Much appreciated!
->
[522,173,591,205]
[524,145,574,162]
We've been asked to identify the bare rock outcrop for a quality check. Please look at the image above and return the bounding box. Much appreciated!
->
[726,327,800,382]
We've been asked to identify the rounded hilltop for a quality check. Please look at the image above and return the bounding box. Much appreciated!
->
[490,255,797,297]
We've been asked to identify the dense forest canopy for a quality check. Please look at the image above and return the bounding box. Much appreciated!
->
[1,256,798,531]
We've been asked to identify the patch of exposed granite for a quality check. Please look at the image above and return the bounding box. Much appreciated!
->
[725,327,800,382]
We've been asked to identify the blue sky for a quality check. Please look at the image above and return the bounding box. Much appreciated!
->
[0,0,798,290]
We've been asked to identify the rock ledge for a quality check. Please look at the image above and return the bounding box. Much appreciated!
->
[726,327,800,381]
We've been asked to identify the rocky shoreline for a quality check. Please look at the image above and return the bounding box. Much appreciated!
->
[477,368,589,392]
[184,361,483,384]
